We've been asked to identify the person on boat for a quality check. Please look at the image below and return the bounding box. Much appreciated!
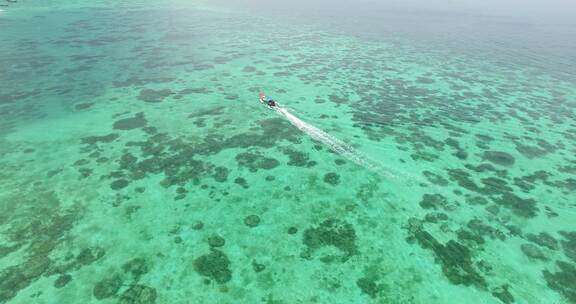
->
[258,92,277,107]
[266,96,276,107]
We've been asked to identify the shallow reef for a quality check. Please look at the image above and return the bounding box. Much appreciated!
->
[244,215,261,228]
[482,151,515,167]
[560,232,576,262]
[543,261,576,302]
[0,189,90,302]
[412,229,486,287]
[113,112,148,130]
[356,276,382,299]
[323,172,340,185]
[137,89,173,103]
[303,218,358,261]
[235,152,280,172]
[1,3,575,303]
[119,285,157,304]
[193,249,232,284]
[93,274,123,300]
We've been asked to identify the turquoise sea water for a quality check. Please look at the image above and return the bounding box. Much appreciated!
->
[1,1,576,303]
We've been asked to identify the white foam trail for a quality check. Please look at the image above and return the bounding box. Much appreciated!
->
[275,106,416,185]
[276,107,370,167]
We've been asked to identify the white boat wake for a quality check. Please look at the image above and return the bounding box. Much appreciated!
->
[274,106,419,185]
[275,107,373,168]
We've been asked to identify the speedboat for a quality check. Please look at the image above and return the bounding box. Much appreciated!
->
[258,92,278,109]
